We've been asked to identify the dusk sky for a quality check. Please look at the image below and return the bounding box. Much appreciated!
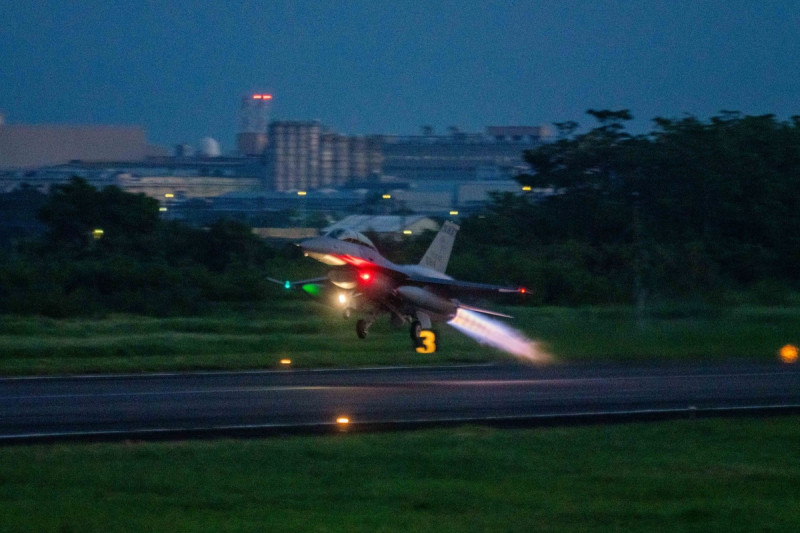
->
[2,0,798,151]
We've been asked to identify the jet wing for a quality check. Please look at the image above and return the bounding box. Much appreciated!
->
[399,273,526,319]
[403,273,527,294]
[267,276,329,290]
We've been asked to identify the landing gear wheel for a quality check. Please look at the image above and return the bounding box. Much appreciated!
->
[410,320,423,347]
[356,319,368,339]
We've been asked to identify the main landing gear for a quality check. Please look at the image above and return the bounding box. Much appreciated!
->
[354,315,437,353]
[355,311,378,339]
[356,319,369,339]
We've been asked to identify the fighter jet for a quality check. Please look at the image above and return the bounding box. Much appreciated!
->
[275,221,526,353]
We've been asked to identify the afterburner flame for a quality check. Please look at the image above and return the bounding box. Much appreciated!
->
[448,308,552,364]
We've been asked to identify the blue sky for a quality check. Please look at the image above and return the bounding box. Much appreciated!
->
[1,0,798,150]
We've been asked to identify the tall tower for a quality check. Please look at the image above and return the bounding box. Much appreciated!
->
[236,93,272,155]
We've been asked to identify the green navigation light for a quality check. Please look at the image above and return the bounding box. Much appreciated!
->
[301,284,321,295]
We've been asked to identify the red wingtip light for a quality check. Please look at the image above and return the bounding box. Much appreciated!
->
[519,287,527,294]
[359,272,372,283]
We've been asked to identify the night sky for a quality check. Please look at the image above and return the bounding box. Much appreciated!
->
[1,0,798,151]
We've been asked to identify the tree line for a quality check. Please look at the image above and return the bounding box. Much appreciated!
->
[451,110,800,305]
[0,177,285,316]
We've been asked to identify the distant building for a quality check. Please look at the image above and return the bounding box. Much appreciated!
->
[324,215,439,237]
[264,121,382,191]
[378,125,551,182]
[236,94,272,156]
[0,107,551,219]
[0,122,164,169]
[1,156,263,197]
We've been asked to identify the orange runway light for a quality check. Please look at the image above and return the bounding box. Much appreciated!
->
[779,344,798,364]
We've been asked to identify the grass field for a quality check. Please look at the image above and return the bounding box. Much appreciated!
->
[0,417,798,532]
[2,306,797,531]
[1,303,799,375]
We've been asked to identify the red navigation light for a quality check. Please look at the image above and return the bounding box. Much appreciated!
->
[519,287,528,294]
[358,272,373,283]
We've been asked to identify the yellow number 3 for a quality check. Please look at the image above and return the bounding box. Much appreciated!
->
[416,330,437,354]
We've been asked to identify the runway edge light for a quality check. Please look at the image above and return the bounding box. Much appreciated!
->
[779,344,798,364]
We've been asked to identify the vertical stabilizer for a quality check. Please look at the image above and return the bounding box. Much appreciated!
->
[418,221,460,273]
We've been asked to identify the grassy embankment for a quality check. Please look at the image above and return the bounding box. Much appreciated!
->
[0,417,798,532]
[1,303,798,375]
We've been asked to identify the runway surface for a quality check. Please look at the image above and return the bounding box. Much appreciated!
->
[1,361,799,443]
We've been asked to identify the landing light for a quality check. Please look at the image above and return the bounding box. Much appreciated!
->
[280,358,292,366]
[164,193,174,198]
[92,229,104,240]
[297,191,307,196]
[338,293,348,306]
[336,417,350,425]
[382,194,392,199]
[522,185,532,192]
[403,230,413,235]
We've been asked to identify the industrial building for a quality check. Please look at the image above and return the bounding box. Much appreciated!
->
[264,121,382,191]
[0,120,164,169]
[379,126,550,182]
[323,215,439,237]
[0,96,551,220]
[236,94,272,156]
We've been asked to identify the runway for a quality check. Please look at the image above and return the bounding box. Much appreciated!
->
[1,361,799,443]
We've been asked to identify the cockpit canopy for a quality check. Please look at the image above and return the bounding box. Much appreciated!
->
[325,228,377,250]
